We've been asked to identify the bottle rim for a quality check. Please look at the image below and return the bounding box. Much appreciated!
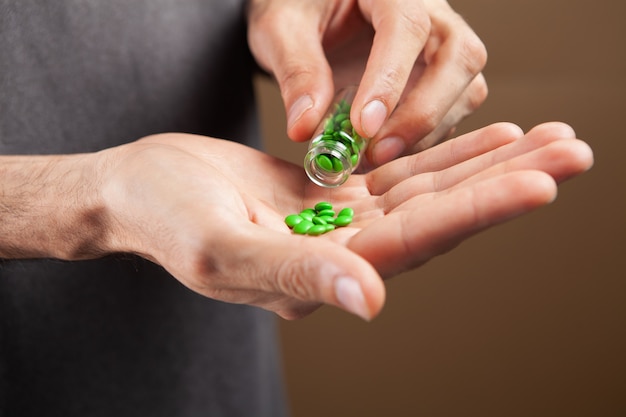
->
[303,138,353,188]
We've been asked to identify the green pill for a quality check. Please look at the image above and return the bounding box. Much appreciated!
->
[314,202,333,212]
[312,216,327,225]
[324,118,335,132]
[319,215,335,224]
[331,156,344,172]
[317,209,335,217]
[337,207,354,217]
[299,211,314,222]
[306,225,327,236]
[284,214,303,228]
[293,220,314,234]
[334,113,348,124]
[286,202,355,235]
[334,215,353,227]
[315,154,334,172]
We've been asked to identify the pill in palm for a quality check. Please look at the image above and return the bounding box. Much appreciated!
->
[284,214,304,228]
[284,202,354,236]
[314,202,333,211]
[293,220,314,234]
[333,215,353,227]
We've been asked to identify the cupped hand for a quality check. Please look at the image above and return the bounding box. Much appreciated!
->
[247,0,488,166]
[99,122,593,320]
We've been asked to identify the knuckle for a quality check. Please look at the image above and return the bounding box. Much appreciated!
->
[275,255,317,301]
[466,74,489,111]
[414,104,441,136]
[457,31,488,77]
[399,7,432,43]
[278,63,316,89]
[377,66,406,93]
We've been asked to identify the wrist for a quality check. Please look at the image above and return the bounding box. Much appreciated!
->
[0,152,112,260]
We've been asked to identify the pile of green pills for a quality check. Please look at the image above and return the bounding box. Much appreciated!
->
[310,99,366,173]
[284,201,354,236]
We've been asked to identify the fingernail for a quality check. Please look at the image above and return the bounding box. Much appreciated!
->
[334,277,370,321]
[361,99,387,138]
[373,136,406,165]
[287,94,314,130]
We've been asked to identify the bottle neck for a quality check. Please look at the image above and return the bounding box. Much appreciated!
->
[304,135,353,187]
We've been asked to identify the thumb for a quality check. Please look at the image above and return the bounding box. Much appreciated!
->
[248,3,334,142]
[246,228,386,321]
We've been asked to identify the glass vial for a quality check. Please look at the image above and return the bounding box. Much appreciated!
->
[304,86,368,187]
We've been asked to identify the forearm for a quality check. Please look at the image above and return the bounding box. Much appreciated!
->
[0,153,110,260]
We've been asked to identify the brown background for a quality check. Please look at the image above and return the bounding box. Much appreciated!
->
[254,0,625,416]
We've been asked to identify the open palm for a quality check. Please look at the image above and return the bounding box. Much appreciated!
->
[101,122,592,320]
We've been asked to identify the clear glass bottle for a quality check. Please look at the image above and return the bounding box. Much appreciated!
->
[304,86,368,187]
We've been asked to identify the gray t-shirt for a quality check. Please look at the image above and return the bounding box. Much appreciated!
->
[0,1,287,416]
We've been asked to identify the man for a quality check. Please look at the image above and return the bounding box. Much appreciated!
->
[0,1,592,416]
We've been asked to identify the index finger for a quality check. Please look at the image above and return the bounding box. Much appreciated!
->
[365,123,523,195]
[350,0,430,139]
